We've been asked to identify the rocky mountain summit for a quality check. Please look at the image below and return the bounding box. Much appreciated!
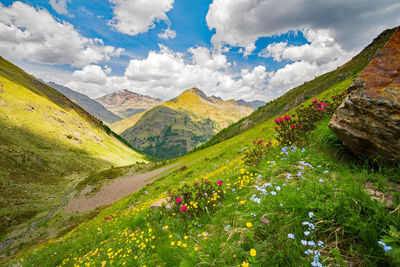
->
[96,89,164,118]
[329,27,400,162]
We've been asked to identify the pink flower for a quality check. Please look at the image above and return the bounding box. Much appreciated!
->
[290,124,295,130]
[297,124,301,127]
[284,115,291,120]
[341,91,345,95]
[253,140,256,144]
[176,197,182,203]
[319,102,327,107]
[217,180,223,186]
[275,119,279,124]
[169,192,172,197]
[195,181,199,185]
[312,99,319,103]
[180,205,187,212]
[275,126,278,130]
[279,117,285,123]
[257,139,263,144]
[320,107,324,111]
[261,217,270,224]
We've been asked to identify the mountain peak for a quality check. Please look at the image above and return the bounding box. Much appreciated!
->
[180,88,209,100]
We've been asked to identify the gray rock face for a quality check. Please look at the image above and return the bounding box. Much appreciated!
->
[329,27,400,162]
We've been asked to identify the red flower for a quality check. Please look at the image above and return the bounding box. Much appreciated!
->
[274,119,279,124]
[176,197,182,203]
[104,216,112,220]
[253,140,256,143]
[312,99,319,103]
[341,91,345,95]
[257,139,263,144]
[180,205,188,212]
[279,117,284,123]
[290,124,295,130]
[284,115,291,120]
[275,126,278,130]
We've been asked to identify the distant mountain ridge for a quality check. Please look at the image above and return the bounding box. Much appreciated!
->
[116,88,253,159]
[96,89,164,118]
[45,82,122,124]
[236,99,265,110]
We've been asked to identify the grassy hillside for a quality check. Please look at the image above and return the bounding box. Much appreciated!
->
[197,27,396,151]
[0,57,146,242]
[46,82,122,124]
[116,88,253,159]
[11,73,400,266]
[121,106,215,159]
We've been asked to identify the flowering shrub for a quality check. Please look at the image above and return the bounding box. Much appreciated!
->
[244,139,272,166]
[275,92,347,146]
[168,179,225,218]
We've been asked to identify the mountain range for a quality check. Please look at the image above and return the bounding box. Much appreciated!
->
[95,89,164,118]
[112,88,254,159]
[45,82,122,124]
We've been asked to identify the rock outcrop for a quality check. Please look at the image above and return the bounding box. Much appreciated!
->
[329,27,400,162]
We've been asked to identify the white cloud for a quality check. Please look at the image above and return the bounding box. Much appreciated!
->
[158,28,176,40]
[72,65,108,85]
[262,29,353,95]
[0,2,123,68]
[108,0,174,36]
[60,45,271,101]
[49,0,72,17]
[207,0,400,53]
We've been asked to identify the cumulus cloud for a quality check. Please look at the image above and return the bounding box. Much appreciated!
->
[49,0,72,16]
[262,29,353,95]
[108,0,174,36]
[72,65,108,85]
[207,0,400,53]
[0,2,123,68]
[158,28,176,40]
[63,45,271,101]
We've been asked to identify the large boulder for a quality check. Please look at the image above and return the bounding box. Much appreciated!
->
[329,27,400,162]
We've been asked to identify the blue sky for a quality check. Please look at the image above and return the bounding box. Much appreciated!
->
[1,0,399,100]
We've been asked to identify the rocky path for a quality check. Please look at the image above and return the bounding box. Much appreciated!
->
[65,164,178,213]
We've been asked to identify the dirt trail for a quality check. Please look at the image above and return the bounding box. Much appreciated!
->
[65,164,177,213]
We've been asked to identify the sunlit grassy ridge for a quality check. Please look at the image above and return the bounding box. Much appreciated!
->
[13,72,400,266]
[0,57,146,241]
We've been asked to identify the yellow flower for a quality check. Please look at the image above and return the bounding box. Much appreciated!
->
[246,222,253,228]
[241,262,249,267]
[170,241,175,246]
[184,235,188,240]
[250,248,256,257]
[164,225,169,229]
[177,241,182,246]
[169,234,173,238]
[182,243,187,248]
[194,247,199,251]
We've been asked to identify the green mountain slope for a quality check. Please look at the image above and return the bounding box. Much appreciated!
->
[0,57,146,240]
[11,28,400,267]
[46,82,122,124]
[118,88,253,159]
[198,27,396,150]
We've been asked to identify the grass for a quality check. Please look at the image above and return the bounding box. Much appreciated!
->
[11,116,400,266]
[0,57,146,246]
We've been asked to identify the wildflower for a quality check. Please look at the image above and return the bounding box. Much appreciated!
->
[301,240,307,246]
[312,99,319,103]
[184,235,188,240]
[176,197,182,203]
[275,186,281,191]
[304,231,310,236]
[246,222,253,228]
[317,241,324,247]
[301,148,305,153]
[308,212,314,219]
[257,139,263,144]
[224,225,231,231]
[180,205,188,212]
[274,119,279,124]
[194,247,199,251]
[261,217,270,224]
[323,170,329,174]
[250,248,256,257]
[241,262,249,267]
[177,241,182,246]
[271,191,277,196]
[182,243,187,248]
[169,234,173,238]
[170,241,175,246]
[275,126,278,130]
[291,124,295,130]
[318,178,324,183]
[378,241,393,252]
[304,249,313,255]
[251,213,257,217]
[288,233,295,240]
[217,180,223,186]
[284,115,291,120]
[308,240,316,247]
[169,192,172,197]
[279,117,284,123]
[164,225,169,230]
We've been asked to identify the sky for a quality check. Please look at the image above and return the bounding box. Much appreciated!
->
[0,0,399,101]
